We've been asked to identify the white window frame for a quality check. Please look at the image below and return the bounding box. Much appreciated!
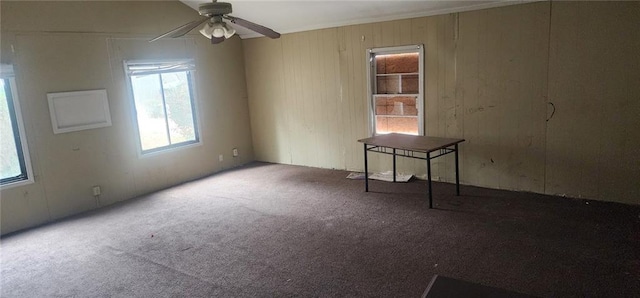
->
[123,59,201,157]
[366,44,424,136]
[1,64,34,189]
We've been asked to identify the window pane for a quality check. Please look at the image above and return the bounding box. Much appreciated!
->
[131,74,170,150]
[375,96,418,117]
[161,72,196,144]
[376,74,419,94]
[401,74,419,94]
[374,96,419,135]
[375,53,420,95]
[376,75,399,94]
[376,53,419,73]
[0,80,22,180]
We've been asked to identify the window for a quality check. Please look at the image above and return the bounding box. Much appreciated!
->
[367,45,424,136]
[124,60,200,155]
[1,64,34,188]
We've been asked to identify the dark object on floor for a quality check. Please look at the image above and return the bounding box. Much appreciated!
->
[423,275,536,298]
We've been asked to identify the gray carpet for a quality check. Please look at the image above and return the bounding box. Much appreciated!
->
[1,162,639,297]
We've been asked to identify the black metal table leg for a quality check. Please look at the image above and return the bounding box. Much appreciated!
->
[392,148,397,183]
[364,143,369,192]
[427,152,432,208]
[455,144,460,196]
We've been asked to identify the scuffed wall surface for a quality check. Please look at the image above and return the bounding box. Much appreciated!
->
[243,1,640,205]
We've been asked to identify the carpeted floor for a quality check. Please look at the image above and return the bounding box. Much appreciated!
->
[1,162,639,297]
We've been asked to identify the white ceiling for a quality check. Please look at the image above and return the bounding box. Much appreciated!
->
[180,0,531,39]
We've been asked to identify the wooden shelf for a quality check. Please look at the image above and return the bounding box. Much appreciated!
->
[373,94,419,97]
[376,72,419,77]
[375,115,418,118]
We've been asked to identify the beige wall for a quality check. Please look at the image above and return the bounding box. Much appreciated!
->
[0,1,254,234]
[243,1,640,205]
[545,1,640,203]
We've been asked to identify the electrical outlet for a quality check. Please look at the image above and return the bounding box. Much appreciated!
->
[92,186,101,196]
[232,148,238,157]
[219,154,224,162]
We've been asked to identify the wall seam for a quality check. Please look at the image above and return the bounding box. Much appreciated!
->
[543,0,553,195]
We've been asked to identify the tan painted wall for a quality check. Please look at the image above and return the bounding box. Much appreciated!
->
[0,1,254,234]
[545,1,640,203]
[243,1,640,205]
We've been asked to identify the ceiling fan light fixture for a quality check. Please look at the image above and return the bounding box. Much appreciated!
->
[222,23,236,39]
[200,20,235,40]
[199,22,214,39]
[212,25,225,38]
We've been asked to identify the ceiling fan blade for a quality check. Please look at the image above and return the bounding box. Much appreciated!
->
[211,36,226,44]
[224,15,280,39]
[149,18,210,42]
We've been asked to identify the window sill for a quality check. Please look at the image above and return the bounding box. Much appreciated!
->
[0,177,35,191]
[138,140,202,159]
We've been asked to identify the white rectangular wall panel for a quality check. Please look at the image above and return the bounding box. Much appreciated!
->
[47,89,112,134]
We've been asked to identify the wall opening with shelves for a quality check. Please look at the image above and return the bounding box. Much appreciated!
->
[368,46,423,136]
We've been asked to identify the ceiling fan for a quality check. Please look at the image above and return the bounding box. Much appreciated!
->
[149,0,280,44]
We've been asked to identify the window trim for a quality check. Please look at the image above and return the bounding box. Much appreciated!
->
[123,59,202,157]
[1,66,34,189]
[366,44,425,136]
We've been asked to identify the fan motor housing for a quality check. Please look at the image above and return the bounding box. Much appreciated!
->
[199,2,232,16]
